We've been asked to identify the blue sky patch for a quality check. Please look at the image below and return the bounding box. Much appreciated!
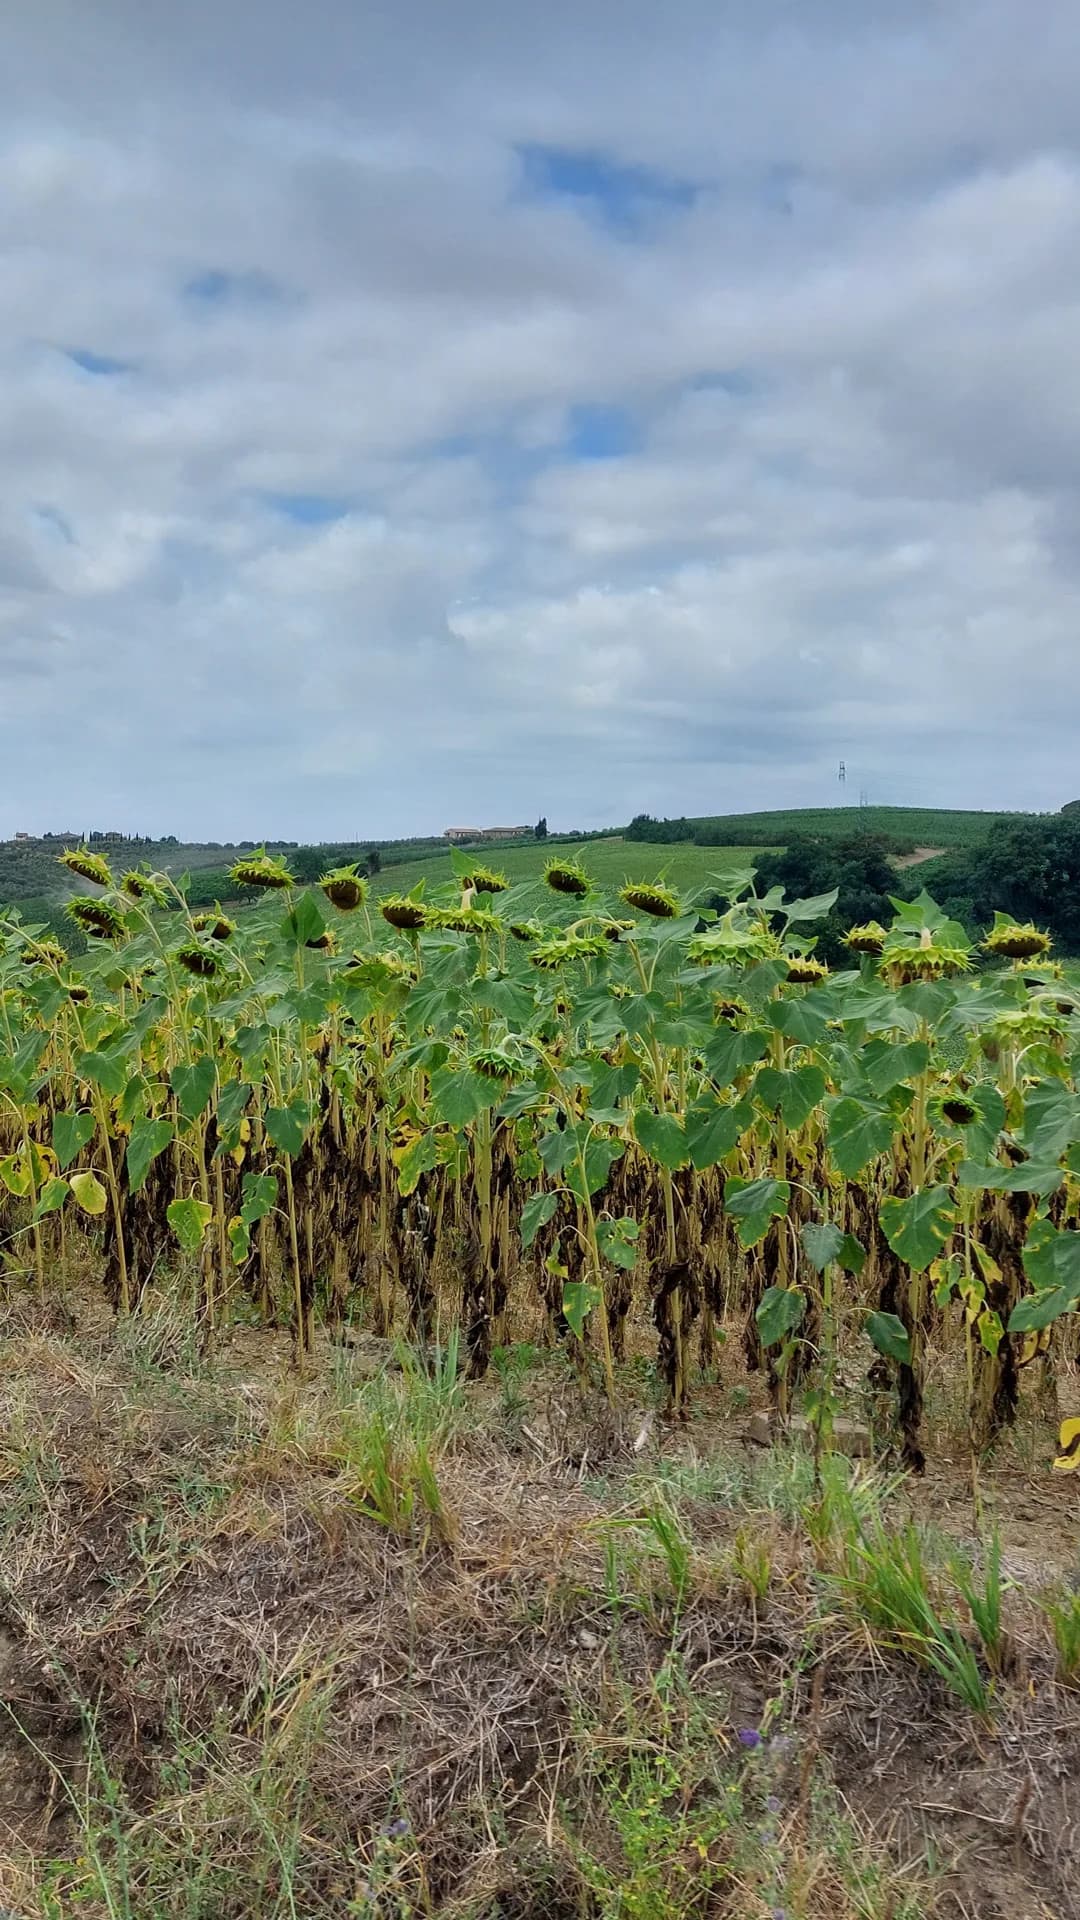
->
[686,368,758,397]
[517,144,698,234]
[184,268,285,307]
[263,492,353,525]
[564,403,640,460]
[32,504,75,544]
[65,347,131,376]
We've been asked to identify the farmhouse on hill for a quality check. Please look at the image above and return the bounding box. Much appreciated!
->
[443,825,531,844]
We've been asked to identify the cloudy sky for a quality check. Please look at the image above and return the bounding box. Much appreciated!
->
[4,1,1080,841]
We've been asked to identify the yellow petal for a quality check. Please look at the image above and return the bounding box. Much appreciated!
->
[1052,1417,1080,1471]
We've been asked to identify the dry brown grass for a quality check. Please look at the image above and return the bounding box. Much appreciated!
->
[0,1298,1078,1918]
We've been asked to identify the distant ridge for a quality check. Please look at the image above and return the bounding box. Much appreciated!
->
[626,804,1040,851]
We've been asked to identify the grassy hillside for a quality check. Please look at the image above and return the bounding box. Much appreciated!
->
[1,807,1046,916]
[0,840,289,907]
[174,840,779,911]
[635,805,1038,850]
[366,837,774,902]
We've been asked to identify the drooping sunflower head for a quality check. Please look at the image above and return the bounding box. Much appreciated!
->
[686,909,781,968]
[509,919,541,943]
[59,847,113,888]
[429,905,503,936]
[940,1091,978,1126]
[544,858,590,897]
[619,881,680,919]
[459,865,508,894]
[305,928,337,952]
[191,911,235,941]
[342,949,417,987]
[470,1046,520,1082]
[66,896,126,940]
[20,938,67,968]
[845,921,887,956]
[176,940,219,977]
[380,896,428,931]
[881,924,972,983]
[63,979,90,1003]
[320,865,367,912]
[786,956,829,985]
[986,1003,1068,1051]
[1020,960,1064,987]
[984,918,1052,962]
[712,994,749,1025]
[601,918,636,941]
[530,940,569,971]
[529,932,606,970]
[121,870,168,906]
[229,849,294,890]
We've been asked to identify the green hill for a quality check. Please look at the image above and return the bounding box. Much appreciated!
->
[627,805,1040,850]
[366,837,772,902]
[177,838,775,911]
[1,808,1053,918]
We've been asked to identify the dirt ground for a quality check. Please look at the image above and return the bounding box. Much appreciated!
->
[1,1297,1078,1918]
[890,848,947,870]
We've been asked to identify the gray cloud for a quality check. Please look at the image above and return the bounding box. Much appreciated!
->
[2,0,1079,838]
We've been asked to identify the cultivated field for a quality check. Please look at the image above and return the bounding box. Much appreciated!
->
[1,843,1079,1916]
[368,838,775,903]
[649,806,1037,849]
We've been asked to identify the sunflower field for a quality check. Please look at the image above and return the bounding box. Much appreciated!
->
[2,843,1078,1471]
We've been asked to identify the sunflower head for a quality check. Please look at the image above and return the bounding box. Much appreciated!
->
[530,940,569,971]
[509,919,541,943]
[529,932,606,970]
[59,847,113,888]
[430,905,502,936]
[121,870,168,906]
[544,858,590,897]
[470,1046,520,1082]
[64,979,90,1003]
[459,865,508,894]
[712,995,749,1024]
[380,896,428,931]
[845,921,887,956]
[191,911,235,941]
[229,849,294,890]
[940,1093,978,1126]
[881,924,972,983]
[786,957,829,985]
[984,918,1052,961]
[619,881,680,919]
[66,896,126,940]
[601,918,636,941]
[20,938,67,968]
[686,912,781,968]
[320,865,367,912]
[342,949,417,987]
[305,928,337,952]
[177,940,219,978]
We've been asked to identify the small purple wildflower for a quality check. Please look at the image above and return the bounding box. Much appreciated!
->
[765,1795,782,1815]
[768,1734,792,1756]
[388,1817,410,1838]
[737,1728,761,1748]
[771,1909,787,1920]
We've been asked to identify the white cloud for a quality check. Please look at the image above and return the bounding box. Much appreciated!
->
[2,0,1079,836]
